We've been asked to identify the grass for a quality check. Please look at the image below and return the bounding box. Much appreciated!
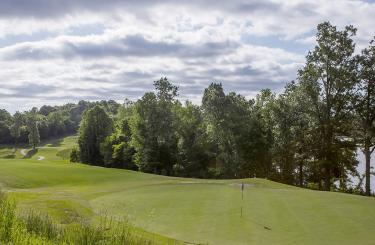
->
[0,147,24,159]
[0,191,156,244]
[1,135,375,244]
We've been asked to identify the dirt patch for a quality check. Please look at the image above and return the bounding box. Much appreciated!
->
[20,149,27,156]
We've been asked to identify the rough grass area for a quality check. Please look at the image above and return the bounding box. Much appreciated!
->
[1,135,375,245]
[0,147,23,159]
[0,191,155,245]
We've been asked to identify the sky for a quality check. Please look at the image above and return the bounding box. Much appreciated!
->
[0,0,375,113]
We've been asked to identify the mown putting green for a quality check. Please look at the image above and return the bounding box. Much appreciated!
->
[1,136,375,245]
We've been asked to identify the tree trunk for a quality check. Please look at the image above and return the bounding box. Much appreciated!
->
[318,171,322,190]
[324,166,331,191]
[365,139,371,196]
[299,162,303,187]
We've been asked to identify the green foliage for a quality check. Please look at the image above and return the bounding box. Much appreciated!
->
[0,100,119,146]
[27,108,41,150]
[130,78,178,175]
[298,22,358,190]
[174,101,209,177]
[78,106,113,165]
[1,22,374,193]
[9,112,22,147]
[201,83,270,178]
[353,37,375,195]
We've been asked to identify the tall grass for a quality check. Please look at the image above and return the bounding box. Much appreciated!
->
[0,191,16,243]
[0,190,154,245]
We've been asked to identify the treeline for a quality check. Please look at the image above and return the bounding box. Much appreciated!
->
[0,100,120,147]
[0,22,374,195]
[75,22,374,195]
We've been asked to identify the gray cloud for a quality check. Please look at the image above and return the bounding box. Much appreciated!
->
[0,0,374,113]
[0,83,58,98]
[0,0,287,18]
[234,1,281,13]
[1,35,237,60]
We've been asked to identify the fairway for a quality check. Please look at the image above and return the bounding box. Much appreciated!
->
[1,136,375,245]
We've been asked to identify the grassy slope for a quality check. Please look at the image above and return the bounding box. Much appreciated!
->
[1,136,375,245]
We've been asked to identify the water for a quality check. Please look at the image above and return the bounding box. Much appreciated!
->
[353,150,375,192]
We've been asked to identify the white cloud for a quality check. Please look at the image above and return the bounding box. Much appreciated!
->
[0,0,374,112]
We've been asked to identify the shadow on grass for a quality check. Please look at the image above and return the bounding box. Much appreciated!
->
[43,138,64,147]
[3,154,15,159]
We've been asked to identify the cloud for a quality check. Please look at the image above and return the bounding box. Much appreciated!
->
[0,34,237,60]
[0,83,58,98]
[0,1,288,18]
[0,0,374,112]
[1,0,374,40]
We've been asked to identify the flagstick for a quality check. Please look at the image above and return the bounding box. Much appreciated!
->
[241,182,244,217]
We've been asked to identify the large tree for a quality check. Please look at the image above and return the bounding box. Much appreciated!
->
[174,101,209,177]
[298,22,358,191]
[26,108,40,150]
[9,112,23,149]
[272,85,299,184]
[130,78,179,175]
[0,109,12,144]
[100,101,137,170]
[202,83,232,177]
[202,83,268,178]
[78,106,113,165]
[252,89,276,178]
[354,38,375,195]
[270,82,315,186]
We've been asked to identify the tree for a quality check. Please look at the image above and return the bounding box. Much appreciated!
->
[174,101,209,177]
[270,82,314,186]
[39,105,56,116]
[9,112,23,149]
[153,78,179,175]
[26,108,40,150]
[130,78,179,175]
[47,111,66,136]
[354,38,375,196]
[0,109,12,144]
[252,89,276,178]
[288,83,315,187]
[298,22,358,191]
[202,83,232,177]
[100,115,137,170]
[272,87,298,184]
[0,109,12,124]
[202,83,268,178]
[0,122,11,144]
[78,106,113,165]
